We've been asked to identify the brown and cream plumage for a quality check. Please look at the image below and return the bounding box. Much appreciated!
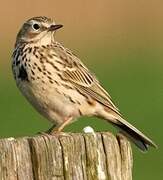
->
[12,16,157,151]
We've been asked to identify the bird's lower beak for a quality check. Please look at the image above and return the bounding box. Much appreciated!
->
[48,24,63,31]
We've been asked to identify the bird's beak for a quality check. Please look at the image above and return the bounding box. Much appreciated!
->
[48,24,63,31]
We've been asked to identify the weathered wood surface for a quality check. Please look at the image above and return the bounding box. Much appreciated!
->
[0,132,133,180]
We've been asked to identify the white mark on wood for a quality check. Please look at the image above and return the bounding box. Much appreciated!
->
[64,155,69,167]
[83,126,95,133]
[7,137,15,141]
[97,148,106,180]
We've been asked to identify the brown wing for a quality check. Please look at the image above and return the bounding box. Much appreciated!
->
[53,42,121,115]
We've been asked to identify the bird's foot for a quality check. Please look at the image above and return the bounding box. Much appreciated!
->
[49,130,71,138]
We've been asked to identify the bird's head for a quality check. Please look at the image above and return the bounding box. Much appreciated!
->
[15,16,63,46]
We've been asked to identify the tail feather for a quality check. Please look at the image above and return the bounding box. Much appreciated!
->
[115,118,157,151]
[99,109,157,151]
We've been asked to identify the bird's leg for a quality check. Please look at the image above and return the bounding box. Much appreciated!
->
[48,117,73,135]
[46,124,56,134]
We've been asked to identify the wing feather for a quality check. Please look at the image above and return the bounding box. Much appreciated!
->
[63,66,120,114]
[53,42,120,115]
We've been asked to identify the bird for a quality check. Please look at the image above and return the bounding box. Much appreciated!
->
[12,16,157,151]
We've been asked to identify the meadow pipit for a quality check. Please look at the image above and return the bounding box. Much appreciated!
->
[12,16,157,151]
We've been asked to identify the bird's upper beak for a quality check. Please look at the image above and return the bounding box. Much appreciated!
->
[48,24,63,31]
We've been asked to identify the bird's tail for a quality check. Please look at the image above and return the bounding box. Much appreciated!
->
[99,110,157,151]
[115,117,157,151]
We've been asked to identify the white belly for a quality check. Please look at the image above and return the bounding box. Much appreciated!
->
[17,81,80,125]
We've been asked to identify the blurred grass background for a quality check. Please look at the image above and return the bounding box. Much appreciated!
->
[0,0,162,179]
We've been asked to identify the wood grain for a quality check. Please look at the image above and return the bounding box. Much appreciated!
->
[0,132,132,180]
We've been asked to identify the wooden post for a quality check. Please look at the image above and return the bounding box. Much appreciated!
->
[0,132,133,180]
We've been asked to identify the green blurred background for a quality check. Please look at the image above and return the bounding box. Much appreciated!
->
[0,0,162,179]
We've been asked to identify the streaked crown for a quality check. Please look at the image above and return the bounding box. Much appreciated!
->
[15,16,63,46]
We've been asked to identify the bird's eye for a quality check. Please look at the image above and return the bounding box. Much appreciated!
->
[32,23,40,30]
